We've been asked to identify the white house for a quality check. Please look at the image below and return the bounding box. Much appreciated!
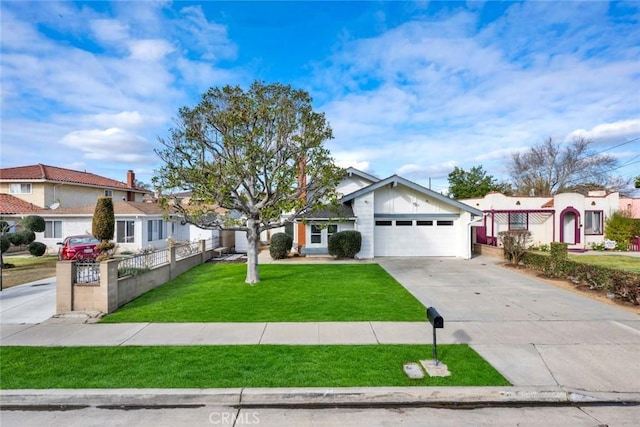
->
[295,168,483,259]
[460,191,621,250]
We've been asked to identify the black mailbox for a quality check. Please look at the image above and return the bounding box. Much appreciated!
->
[427,307,444,328]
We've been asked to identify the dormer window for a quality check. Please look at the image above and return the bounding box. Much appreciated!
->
[9,183,31,194]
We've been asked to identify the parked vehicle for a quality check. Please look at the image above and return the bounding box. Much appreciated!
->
[57,235,101,261]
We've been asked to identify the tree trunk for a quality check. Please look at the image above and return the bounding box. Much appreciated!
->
[245,218,260,284]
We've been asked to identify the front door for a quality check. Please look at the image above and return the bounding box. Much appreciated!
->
[560,208,580,245]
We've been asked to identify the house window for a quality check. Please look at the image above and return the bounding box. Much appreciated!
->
[9,183,31,194]
[104,190,113,197]
[584,211,603,235]
[147,219,164,242]
[117,220,135,243]
[310,225,322,243]
[375,220,392,226]
[437,220,454,226]
[396,220,413,226]
[327,224,338,239]
[44,220,62,239]
[509,212,527,230]
[310,223,338,245]
[417,220,433,226]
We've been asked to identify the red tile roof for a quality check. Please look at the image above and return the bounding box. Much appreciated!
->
[0,194,45,214]
[0,164,146,192]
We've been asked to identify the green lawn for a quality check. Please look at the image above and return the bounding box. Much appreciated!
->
[568,254,640,273]
[101,263,426,323]
[0,345,509,389]
[0,255,57,288]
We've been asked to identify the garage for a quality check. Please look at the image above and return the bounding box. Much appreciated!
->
[374,218,459,257]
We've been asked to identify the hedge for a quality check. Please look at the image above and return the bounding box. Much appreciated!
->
[522,251,640,305]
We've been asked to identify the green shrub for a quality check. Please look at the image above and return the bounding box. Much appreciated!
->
[0,236,10,254]
[328,230,362,258]
[605,210,635,251]
[270,232,293,260]
[7,230,35,246]
[546,242,568,277]
[92,197,115,242]
[21,215,45,233]
[28,241,47,257]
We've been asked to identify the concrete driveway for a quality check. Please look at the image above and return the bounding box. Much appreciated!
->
[378,256,640,394]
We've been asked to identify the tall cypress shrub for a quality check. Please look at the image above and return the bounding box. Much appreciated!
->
[92,197,115,241]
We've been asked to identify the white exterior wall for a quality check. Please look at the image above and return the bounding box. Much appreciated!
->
[464,192,619,249]
[37,216,94,255]
[374,185,458,215]
[337,176,375,197]
[353,193,375,258]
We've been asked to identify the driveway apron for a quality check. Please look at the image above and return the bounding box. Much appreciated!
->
[377,256,640,393]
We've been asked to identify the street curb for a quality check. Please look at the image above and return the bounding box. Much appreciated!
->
[2,387,640,409]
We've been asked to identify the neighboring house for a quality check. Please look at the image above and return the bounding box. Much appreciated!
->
[460,191,623,250]
[7,201,193,255]
[0,164,212,254]
[0,164,148,209]
[295,168,483,259]
[620,195,640,218]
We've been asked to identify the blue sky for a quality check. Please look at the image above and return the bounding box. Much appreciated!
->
[1,1,639,194]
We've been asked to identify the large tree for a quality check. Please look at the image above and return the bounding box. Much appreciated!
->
[447,165,509,199]
[154,81,344,284]
[508,137,618,196]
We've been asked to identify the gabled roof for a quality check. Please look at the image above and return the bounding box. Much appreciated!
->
[0,164,146,193]
[35,201,172,217]
[345,167,380,183]
[0,194,45,215]
[341,174,483,216]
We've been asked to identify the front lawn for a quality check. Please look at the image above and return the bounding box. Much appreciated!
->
[0,345,509,388]
[568,254,640,274]
[0,255,57,288]
[101,263,426,323]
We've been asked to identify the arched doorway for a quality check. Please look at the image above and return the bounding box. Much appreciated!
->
[560,207,580,245]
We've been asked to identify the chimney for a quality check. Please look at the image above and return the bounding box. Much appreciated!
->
[126,170,135,202]
[127,170,135,188]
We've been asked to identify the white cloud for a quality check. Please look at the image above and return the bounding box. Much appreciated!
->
[566,119,640,144]
[90,19,129,43]
[90,111,145,128]
[59,128,153,163]
[128,39,174,61]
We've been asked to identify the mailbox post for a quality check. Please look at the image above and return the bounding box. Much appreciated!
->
[426,307,444,365]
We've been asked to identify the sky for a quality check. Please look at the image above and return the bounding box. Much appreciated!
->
[1,0,639,195]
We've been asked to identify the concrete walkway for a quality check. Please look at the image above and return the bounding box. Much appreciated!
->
[2,255,640,409]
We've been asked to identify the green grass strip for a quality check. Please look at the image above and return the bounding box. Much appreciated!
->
[102,263,427,323]
[0,345,509,389]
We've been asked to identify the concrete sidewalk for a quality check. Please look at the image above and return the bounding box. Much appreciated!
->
[2,256,640,409]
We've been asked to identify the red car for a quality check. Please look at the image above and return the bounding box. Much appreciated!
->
[57,235,101,261]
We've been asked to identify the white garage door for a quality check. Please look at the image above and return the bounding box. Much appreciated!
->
[374,219,458,256]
